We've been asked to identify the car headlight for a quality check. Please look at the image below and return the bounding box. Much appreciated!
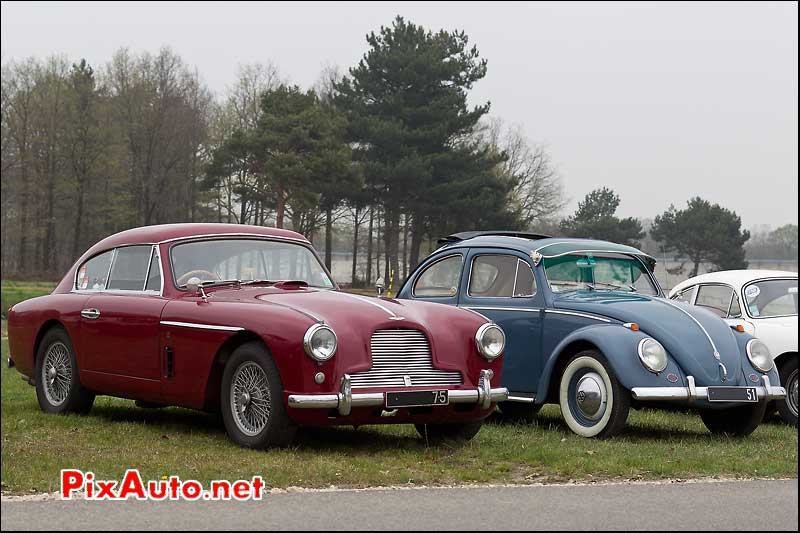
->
[637,338,668,373]
[746,338,773,373]
[303,324,337,362]
[475,323,505,361]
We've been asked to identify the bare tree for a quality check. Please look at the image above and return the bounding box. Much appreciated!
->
[480,117,567,228]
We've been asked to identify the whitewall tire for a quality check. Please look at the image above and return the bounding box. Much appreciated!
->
[559,351,630,439]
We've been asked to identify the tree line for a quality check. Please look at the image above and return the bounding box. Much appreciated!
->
[1,17,564,283]
[1,17,792,284]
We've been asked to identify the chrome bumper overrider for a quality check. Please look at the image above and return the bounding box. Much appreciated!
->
[288,369,509,416]
[631,375,786,402]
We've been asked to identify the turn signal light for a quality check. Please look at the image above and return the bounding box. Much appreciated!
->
[734,324,745,333]
[624,322,640,331]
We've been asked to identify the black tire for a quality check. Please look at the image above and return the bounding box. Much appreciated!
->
[35,326,95,415]
[775,357,798,427]
[558,350,630,439]
[220,341,296,449]
[498,401,542,423]
[700,401,768,436]
[414,421,483,446]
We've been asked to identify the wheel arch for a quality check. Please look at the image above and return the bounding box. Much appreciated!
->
[202,330,268,412]
[33,319,69,363]
[537,324,665,404]
[775,351,798,371]
[540,339,599,404]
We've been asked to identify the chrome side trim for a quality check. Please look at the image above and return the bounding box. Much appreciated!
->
[464,306,541,313]
[459,307,491,321]
[630,374,787,402]
[544,309,611,323]
[160,321,244,332]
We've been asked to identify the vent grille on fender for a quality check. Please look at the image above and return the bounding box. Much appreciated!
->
[349,329,463,389]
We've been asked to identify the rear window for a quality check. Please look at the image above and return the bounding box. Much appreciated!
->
[413,255,462,298]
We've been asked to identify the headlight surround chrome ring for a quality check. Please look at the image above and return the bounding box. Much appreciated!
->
[637,338,668,373]
[746,338,773,373]
[303,323,337,362]
[475,323,506,361]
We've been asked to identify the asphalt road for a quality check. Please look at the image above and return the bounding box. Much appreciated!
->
[1,479,797,531]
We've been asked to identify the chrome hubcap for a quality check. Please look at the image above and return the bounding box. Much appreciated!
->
[787,370,798,417]
[230,362,271,436]
[42,342,72,406]
[575,372,606,421]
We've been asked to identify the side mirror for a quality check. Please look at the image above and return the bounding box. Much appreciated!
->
[186,277,208,302]
[186,277,202,295]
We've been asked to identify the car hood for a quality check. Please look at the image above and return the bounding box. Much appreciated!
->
[205,286,488,369]
[553,291,745,385]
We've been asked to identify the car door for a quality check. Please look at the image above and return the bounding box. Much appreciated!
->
[80,245,167,397]
[458,249,544,394]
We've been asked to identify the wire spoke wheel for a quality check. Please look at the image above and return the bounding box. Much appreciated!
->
[230,361,272,436]
[42,341,72,406]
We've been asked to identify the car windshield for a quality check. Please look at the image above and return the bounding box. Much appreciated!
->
[170,238,334,289]
[543,252,658,295]
[743,278,798,318]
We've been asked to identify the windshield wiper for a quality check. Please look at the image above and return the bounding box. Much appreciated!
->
[182,279,241,289]
[240,279,278,286]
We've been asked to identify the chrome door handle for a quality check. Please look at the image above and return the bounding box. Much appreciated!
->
[81,308,100,320]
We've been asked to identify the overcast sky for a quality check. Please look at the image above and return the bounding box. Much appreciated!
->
[2,1,797,229]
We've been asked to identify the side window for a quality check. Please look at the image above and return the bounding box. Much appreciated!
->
[468,255,530,298]
[145,249,162,292]
[413,255,462,298]
[695,285,735,318]
[671,286,696,303]
[76,250,113,291]
[108,246,153,291]
[728,294,741,317]
[514,259,537,297]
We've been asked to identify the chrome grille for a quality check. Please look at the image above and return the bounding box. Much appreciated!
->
[350,329,463,389]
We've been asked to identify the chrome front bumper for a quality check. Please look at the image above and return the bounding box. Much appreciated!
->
[631,375,786,402]
[288,369,509,416]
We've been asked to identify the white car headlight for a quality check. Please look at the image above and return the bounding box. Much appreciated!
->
[303,324,337,362]
[475,323,505,361]
[746,338,773,373]
[637,338,668,373]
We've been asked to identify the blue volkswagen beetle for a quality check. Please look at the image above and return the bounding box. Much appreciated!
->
[397,231,787,438]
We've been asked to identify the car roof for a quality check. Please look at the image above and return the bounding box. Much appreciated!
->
[92,223,309,250]
[436,234,655,267]
[670,270,798,293]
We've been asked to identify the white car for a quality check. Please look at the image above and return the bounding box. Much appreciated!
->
[669,270,798,425]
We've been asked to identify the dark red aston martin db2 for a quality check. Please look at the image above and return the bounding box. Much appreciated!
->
[7,224,508,448]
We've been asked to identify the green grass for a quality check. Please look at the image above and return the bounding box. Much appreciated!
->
[2,327,796,494]
[1,281,55,318]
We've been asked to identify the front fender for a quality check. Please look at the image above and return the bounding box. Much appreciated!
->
[731,331,782,386]
[537,324,688,400]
